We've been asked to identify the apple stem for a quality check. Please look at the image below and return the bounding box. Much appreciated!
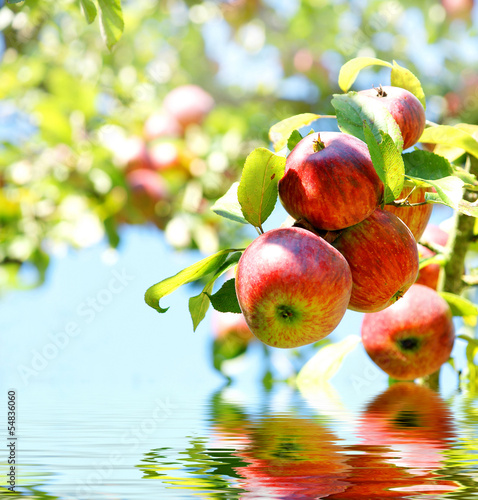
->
[313,134,326,152]
[373,84,387,97]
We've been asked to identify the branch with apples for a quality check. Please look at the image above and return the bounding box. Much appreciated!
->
[144,57,478,390]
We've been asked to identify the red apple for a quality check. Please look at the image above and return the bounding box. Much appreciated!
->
[163,84,214,128]
[357,86,426,150]
[384,186,433,240]
[235,227,352,348]
[416,224,449,290]
[361,284,455,380]
[421,223,449,247]
[278,132,384,231]
[332,209,419,312]
[143,111,183,140]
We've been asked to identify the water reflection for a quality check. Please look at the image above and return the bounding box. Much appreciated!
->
[137,383,464,499]
[3,384,478,499]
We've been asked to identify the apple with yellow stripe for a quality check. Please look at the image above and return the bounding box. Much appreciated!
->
[235,227,352,348]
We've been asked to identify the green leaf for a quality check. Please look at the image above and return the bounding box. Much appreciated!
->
[211,182,247,225]
[424,184,478,217]
[237,148,286,230]
[440,293,478,317]
[188,252,242,330]
[6,0,24,3]
[269,113,322,152]
[287,129,303,152]
[79,0,98,24]
[97,0,124,50]
[296,335,361,389]
[144,249,239,314]
[390,61,426,109]
[420,176,465,209]
[419,126,478,159]
[338,57,392,92]
[207,278,241,314]
[363,122,404,203]
[189,281,214,332]
[402,149,453,180]
[331,92,403,151]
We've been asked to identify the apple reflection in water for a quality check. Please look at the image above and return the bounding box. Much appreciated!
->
[234,415,351,499]
[341,382,460,497]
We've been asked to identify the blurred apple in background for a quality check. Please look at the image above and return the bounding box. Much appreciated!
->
[385,186,433,241]
[441,0,474,20]
[163,84,215,129]
[120,136,153,174]
[211,310,255,374]
[124,169,170,228]
[416,224,449,290]
[143,111,183,141]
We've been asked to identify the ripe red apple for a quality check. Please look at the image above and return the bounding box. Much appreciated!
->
[361,284,455,380]
[384,186,433,240]
[357,86,426,150]
[416,224,449,290]
[163,84,214,129]
[235,227,352,348]
[332,209,419,312]
[143,111,183,141]
[278,132,384,231]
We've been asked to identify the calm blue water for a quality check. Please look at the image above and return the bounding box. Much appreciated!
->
[2,207,477,499]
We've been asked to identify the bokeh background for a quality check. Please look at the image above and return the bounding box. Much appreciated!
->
[1,1,478,496]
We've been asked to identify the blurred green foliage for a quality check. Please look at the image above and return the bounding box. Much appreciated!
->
[1,0,477,291]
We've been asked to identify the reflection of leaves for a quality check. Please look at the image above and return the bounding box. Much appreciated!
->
[137,440,248,497]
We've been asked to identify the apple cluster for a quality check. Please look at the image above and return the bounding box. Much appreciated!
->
[235,86,455,380]
[116,84,215,230]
